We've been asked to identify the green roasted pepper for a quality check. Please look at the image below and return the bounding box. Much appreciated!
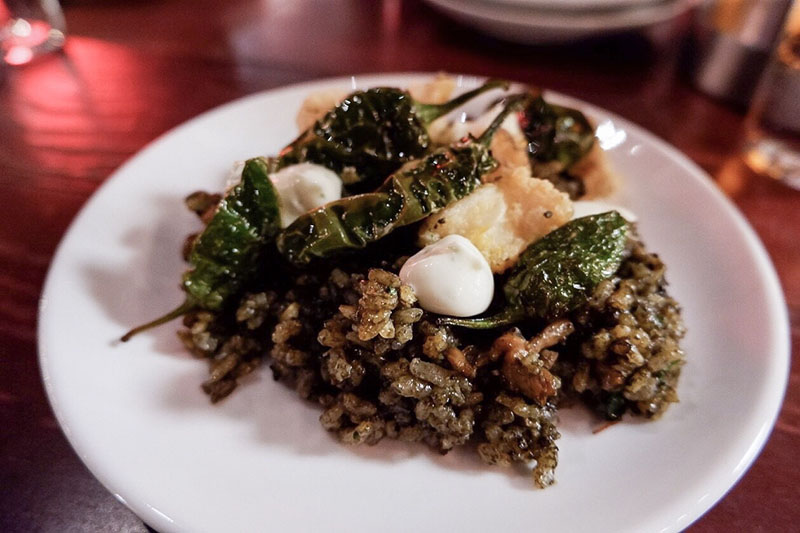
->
[275,79,509,190]
[520,96,596,192]
[121,157,281,341]
[276,94,530,266]
[441,211,628,329]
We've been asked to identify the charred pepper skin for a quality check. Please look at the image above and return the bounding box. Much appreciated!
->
[181,157,281,309]
[519,96,596,198]
[275,79,509,190]
[120,157,281,341]
[276,94,530,266]
[522,97,595,171]
[441,211,629,329]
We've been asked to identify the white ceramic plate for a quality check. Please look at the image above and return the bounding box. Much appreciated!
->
[39,74,789,533]
[424,0,691,44]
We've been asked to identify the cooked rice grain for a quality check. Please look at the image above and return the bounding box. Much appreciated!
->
[178,231,684,487]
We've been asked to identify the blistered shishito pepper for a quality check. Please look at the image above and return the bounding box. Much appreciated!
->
[441,211,629,329]
[520,96,596,195]
[276,94,530,266]
[274,79,509,190]
[121,157,281,341]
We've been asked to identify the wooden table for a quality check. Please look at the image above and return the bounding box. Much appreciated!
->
[1,1,797,531]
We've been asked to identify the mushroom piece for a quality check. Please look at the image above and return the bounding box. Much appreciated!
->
[445,346,477,379]
[489,320,574,405]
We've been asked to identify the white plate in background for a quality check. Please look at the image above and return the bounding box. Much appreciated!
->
[478,0,672,11]
[39,73,789,533]
[424,0,691,44]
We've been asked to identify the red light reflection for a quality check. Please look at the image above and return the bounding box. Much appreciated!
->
[4,37,158,192]
[5,45,33,65]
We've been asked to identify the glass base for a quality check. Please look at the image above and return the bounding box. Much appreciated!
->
[1,17,65,65]
[743,137,800,190]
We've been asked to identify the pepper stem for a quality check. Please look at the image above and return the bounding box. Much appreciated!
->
[476,94,530,148]
[438,307,523,330]
[120,300,195,342]
[413,78,509,125]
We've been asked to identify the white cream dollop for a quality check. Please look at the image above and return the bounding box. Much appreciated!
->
[269,163,342,227]
[399,234,494,317]
[571,200,638,223]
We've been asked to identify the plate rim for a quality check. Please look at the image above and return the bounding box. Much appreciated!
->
[423,0,691,31]
[475,0,675,10]
[37,72,791,533]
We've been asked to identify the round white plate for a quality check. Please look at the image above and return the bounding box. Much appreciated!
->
[424,0,691,44]
[39,74,789,533]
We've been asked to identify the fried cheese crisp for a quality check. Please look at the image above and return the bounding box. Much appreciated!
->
[418,166,572,273]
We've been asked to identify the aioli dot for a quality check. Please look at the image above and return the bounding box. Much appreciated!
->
[399,235,494,317]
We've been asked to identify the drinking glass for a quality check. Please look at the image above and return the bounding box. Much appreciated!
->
[0,0,65,65]
[742,3,800,188]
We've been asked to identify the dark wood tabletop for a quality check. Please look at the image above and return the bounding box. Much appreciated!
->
[1,0,798,531]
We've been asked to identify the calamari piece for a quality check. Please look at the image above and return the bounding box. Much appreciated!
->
[295,88,349,132]
[430,99,620,199]
[409,74,458,151]
[429,101,525,146]
[418,167,573,273]
[428,102,529,182]
[568,143,620,199]
[489,321,573,405]
[407,73,456,104]
[484,128,530,183]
